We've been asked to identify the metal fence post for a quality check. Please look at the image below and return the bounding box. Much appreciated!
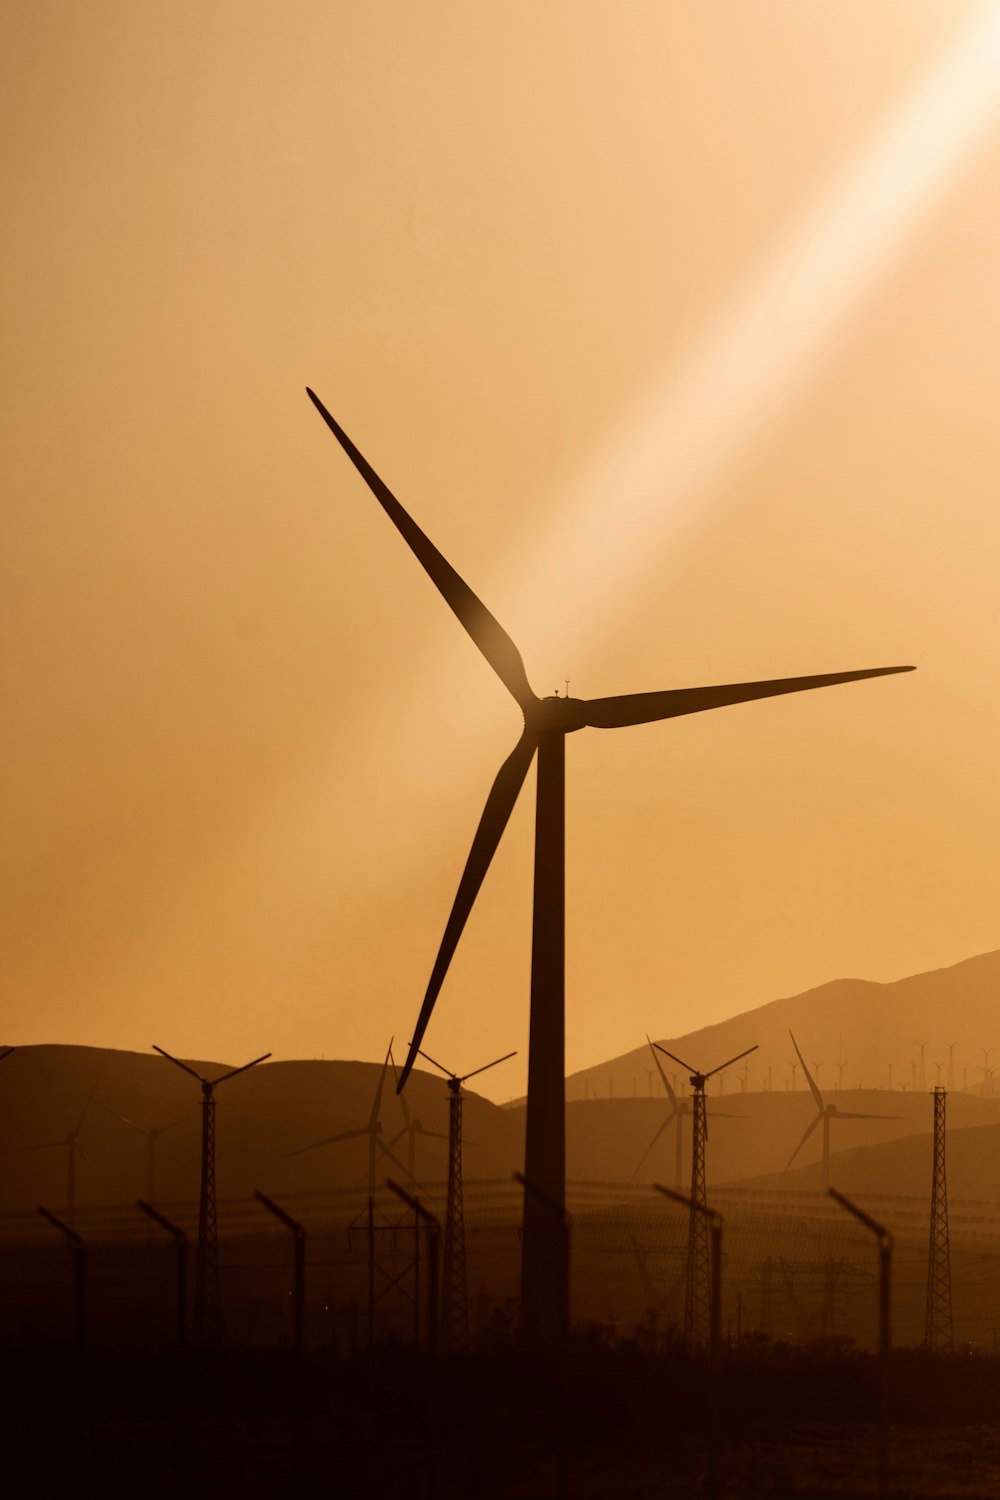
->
[38,1206,86,1345]
[829,1187,893,1499]
[655,1184,724,1500]
[254,1189,307,1354]
[137,1198,188,1347]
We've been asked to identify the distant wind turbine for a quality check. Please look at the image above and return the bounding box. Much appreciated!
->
[287,1040,409,1194]
[307,386,913,1340]
[785,1031,899,1188]
[8,1060,106,1226]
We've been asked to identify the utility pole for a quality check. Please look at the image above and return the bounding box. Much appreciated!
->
[415,1046,515,1351]
[153,1044,270,1346]
[654,1041,756,1347]
[924,1086,953,1351]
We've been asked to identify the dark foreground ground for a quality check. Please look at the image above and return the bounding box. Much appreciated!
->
[4,1338,1000,1498]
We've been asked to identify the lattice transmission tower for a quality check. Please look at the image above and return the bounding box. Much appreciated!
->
[413,1046,515,1352]
[924,1084,953,1351]
[654,1039,757,1345]
[153,1044,270,1346]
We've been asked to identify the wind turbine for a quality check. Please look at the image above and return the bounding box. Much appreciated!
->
[306,386,913,1340]
[785,1031,899,1188]
[101,1106,196,1204]
[385,1050,449,1186]
[633,1036,743,1188]
[653,1040,757,1343]
[287,1040,410,1193]
[153,1044,270,1345]
[414,1046,516,1351]
[8,1061,106,1226]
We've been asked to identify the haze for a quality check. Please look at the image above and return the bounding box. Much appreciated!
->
[4,2,1000,1100]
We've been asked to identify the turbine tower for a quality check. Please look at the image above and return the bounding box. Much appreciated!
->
[786,1032,899,1188]
[307,387,914,1341]
[102,1106,193,1203]
[924,1084,953,1351]
[654,1041,756,1344]
[153,1045,270,1345]
[415,1047,515,1351]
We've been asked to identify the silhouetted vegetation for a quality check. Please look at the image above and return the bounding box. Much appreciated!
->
[5,1336,1000,1497]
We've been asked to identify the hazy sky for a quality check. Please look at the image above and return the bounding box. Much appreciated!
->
[4,2,1000,1100]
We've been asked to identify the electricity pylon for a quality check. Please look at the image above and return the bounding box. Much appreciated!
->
[153,1044,270,1346]
[654,1040,756,1345]
[416,1046,515,1351]
[924,1085,953,1351]
[634,1036,744,1187]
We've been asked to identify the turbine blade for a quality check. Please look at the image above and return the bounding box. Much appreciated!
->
[213,1052,271,1087]
[397,732,537,1091]
[368,1040,394,1130]
[785,1114,822,1173]
[653,1042,695,1075]
[152,1045,205,1084]
[415,1047,455,1080]
[285,1127,367,1158]
[388,1042,411,1127]
[74,1059,108,1136]
[833,1110,903,1121]
[377,1137,414,1183]
[307,389,535,710]
[789,1031,824,1111]
[647,1036,678,1105]
[705,1044,758,1080]
[2,1140,66,1154]
[632,1110,678,1179]
[583,665,914,729]
[459,1050,517,1084]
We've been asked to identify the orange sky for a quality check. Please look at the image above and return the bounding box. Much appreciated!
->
[4,2,1000,1101]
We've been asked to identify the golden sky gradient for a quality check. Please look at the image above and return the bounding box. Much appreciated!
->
[4,2,1000,1100]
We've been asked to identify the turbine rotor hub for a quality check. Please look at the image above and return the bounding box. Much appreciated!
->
[525,695,587,735]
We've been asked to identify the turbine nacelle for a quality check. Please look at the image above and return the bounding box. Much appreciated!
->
[525,695,588,735]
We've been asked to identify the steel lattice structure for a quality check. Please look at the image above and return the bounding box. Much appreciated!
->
[442,1080,468,1351]
[153,1044,270,1348]
[195,1084,221,1345]
[411,1046,515,1352]
[684,1080,711,1345]
[924,1084,953,1351]
[653,1039,756,1347]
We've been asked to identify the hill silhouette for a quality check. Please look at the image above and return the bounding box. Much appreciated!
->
[0,1044,518,1217]
[564,948,1000,1101]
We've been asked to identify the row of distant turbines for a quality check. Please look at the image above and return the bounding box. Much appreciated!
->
[594,1039,997,1098]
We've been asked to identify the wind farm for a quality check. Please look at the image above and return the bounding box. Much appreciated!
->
[8,0,1000,1493]
[306,383,912,1342]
